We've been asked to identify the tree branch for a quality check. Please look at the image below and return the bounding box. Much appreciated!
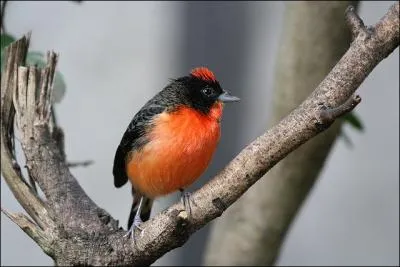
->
[345,5,369,40]
[317,94,362,127]
[204,4,361,261]
[67,160,94,168]
[1,2,398,266]
[1,35,55,231]
[1,207,53,254]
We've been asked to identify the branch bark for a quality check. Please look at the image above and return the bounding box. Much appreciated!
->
[204,2,361,265]
[1,3,398,265]
[1,35,55,230]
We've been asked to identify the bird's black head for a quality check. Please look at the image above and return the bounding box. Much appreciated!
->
[170,67,240,114]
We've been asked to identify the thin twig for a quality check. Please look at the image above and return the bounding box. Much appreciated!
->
[1,207,54,254]
[345,6,368,40]
[67,160,94,168]
[27,171,39,194]
[317,94,362,125]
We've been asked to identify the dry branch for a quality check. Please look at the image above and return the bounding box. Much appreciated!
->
[1,35,55,231]
[1,3,399,266]
[205,3,361,260]
[1,207,53,252]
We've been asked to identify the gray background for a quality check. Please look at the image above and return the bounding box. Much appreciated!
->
[1,1,398,266]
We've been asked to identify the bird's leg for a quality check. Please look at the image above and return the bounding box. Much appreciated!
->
[179,188,194,216]
[124,196,145,243]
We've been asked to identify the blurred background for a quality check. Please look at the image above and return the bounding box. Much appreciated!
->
[1,1,398,266]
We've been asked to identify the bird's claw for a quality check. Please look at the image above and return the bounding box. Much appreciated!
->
[124,215,144,244]
[180,190,195,217]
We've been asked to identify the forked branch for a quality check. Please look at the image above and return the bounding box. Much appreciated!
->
[1,3,398,266]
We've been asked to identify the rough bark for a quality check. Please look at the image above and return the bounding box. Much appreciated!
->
[1,3,398,266]
[204,2,360,265]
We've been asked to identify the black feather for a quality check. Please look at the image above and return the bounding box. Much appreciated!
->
[112,97,166,188]
[127,188,153,228]
[113,145,128,187]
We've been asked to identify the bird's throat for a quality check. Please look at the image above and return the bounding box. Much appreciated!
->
[209,101,224,122]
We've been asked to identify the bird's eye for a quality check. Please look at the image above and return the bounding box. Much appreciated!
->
[202,87,213,97]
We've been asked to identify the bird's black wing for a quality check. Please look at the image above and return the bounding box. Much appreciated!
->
[113,99,166,188]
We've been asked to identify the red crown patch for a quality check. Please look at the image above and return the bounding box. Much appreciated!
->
[190,67,216,82]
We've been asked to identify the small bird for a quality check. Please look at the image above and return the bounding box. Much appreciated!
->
[113,67,239,239]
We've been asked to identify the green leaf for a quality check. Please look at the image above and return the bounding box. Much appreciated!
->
[342,112,364,131]
[1,33,17,71]
[1,33,16,51]
[339,129,354,148]
[339,112,365,148]
[27,51,46,58]
[52,70,66,103]
[1,38,66,103]
[26,51,46,68]
[1,51,5,71]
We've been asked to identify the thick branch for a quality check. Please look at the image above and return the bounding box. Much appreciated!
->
[1,2,399,266]
[11,50,117,233]
[204,2,361,264]
[204,6,390,265]
[1,36,55,231]
[1,38,118,258]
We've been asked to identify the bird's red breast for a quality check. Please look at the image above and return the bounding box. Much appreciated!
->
[126,101,223,198]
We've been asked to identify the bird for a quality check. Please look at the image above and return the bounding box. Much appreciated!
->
[112,67,240,240]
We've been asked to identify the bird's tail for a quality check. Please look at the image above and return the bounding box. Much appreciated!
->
[127,187,154,229]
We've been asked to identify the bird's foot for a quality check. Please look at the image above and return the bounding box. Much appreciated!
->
[124,215,144,244]
[180,189,195,217]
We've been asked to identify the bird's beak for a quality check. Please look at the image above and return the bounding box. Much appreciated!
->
[218,91,240,103]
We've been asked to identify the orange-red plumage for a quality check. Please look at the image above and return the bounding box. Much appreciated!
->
[126,102,223,198]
